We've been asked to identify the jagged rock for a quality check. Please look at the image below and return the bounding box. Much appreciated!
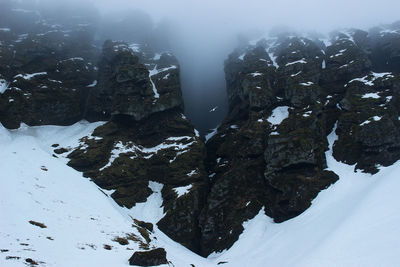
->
[368,23,400,73]
[85,41,183,122]
[0,29,98,129]
[201,25,400,256]
[128,248,168,266]
[67,110,209,253]
[225,46,276,112]
[134,219,154,232]
[333,72,400,173]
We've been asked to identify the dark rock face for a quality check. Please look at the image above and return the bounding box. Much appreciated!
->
[0,29,98,129]
[0,3,206,255]
[66,111,208,253]
[0,2,183,128]
[333,73,400,173]
[85,41,183,122]
[200,22,400,256]
[128,248,168,266]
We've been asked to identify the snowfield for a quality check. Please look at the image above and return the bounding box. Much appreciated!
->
[1,122,400,266]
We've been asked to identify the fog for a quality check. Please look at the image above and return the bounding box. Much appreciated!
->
[4,0,400,132]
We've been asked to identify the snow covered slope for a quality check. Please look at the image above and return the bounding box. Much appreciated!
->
[209,126,400,267]
[1,122,400,266]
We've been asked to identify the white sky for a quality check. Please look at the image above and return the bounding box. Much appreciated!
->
[93,0,400,33]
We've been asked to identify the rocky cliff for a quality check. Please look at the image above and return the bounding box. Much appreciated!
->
[1,1,400,261]
[0,1,208,255]
[201,23,400,255]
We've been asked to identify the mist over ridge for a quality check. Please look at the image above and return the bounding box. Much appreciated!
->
[2,0,399,132]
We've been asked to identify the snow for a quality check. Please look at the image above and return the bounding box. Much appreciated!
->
[173,185,193,198]
[330,48,347,59]
[14,72,47,80]
[291,71,302,77]
[360,116,382,127]
[268,52,279,68]
[380,29,399,36]
[0,79,9,94]
[125,181,164,224]
[371,72,394,79]
[0,28,11,32]
[320,37,332,47]
[360,120,371,126]
[303,110,312,117]
[361,93,380,99]
[372,116,382,121]
[322,60,326,69]
[349,72,394,87]
[285,58,307,66]
[205,126,218,142]
[99,141,130,171]
[49,79,62,84]
[153,53,162,60]
[99,136,195,170]
[186,170,197,176]
[251,72,263,77]
[61,57,84,62]
[0,122,148,267]
[149,66,160,99]
[267,106,290,125]
[86,80,97,87]
[238,53,245,60]
[208,124,400,267]
[149,65,178,100]
[2,118,400,266]
[299,81,314,86]
[128,43,140,52]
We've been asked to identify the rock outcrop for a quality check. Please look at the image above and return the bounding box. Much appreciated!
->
[85,41,183,122]
[128,248,168,266]
[200,22,400,256]
[0,27,98,128]
[0,2,207,255]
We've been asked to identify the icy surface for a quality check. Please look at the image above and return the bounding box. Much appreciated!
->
[267,106,290,125]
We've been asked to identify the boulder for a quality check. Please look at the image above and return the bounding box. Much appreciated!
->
[128,248,168,266]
